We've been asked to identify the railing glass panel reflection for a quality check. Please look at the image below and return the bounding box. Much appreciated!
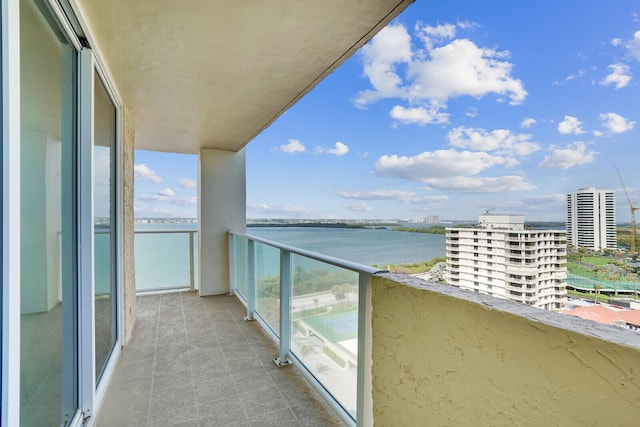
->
[229,231,386,426]
[134,229,198,292]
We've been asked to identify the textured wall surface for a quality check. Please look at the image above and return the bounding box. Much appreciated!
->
[122,106,136,344]
[371,274,640,426]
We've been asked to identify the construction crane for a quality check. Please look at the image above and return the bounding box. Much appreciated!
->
[617,169,638,254]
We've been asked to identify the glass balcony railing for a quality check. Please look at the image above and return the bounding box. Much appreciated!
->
[228,231,386,426]
[134,229,198,292]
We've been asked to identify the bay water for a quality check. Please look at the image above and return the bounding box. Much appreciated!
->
[134,223,446,290]
[247,226,445,267]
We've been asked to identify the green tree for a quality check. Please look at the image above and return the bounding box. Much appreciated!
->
[331,284,350,311]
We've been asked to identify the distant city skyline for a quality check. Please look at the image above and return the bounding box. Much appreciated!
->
[134,1,640,221]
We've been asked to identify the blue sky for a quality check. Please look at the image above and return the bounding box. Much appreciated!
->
[135,0,640,222]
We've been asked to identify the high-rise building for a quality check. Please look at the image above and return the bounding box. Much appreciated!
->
[566,188,616,251]
[446,215,567,311]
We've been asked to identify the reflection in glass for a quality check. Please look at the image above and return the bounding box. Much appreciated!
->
[255,242,280,334]
[94,72,117,382]
[290,255,359,418]
[19,0,78,424]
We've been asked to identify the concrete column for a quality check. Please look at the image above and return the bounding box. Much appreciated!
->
[122,107,136,344]
[198,148,246,296]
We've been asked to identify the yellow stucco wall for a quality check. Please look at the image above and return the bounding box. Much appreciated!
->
[371,276,640,426]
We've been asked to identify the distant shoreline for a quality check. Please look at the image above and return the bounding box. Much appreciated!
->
[247,222,389,229]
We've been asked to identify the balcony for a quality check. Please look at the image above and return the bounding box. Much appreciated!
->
[96,292,346,426]
[97,231,640,426]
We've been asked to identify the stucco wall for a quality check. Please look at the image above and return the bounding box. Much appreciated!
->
[371,274,640,426]
[122,107,136,344]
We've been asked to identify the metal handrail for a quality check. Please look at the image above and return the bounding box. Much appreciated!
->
[228,231,382,427]
[229,231,388,275]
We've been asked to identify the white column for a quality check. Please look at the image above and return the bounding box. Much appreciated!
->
[198,148,246,296]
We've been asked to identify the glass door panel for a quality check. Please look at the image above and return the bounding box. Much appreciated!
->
[94,72,117,382]
[19,0,78,424]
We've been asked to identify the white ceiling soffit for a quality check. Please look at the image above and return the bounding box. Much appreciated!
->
[75,0,414,154]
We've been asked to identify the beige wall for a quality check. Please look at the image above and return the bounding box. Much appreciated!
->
[122,107,136,344]
[198,148,246,296]
[371,275,640,426]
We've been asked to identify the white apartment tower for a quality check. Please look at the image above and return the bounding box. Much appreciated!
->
[446,215,567,311]
[567,188,616,251]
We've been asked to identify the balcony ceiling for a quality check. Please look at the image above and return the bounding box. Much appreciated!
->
[75,0,413,154]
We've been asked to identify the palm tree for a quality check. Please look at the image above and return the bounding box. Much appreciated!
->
[331,284,350,311]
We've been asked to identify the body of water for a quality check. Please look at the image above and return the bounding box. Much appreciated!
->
[247,226,445,267]
[133,223,446,290]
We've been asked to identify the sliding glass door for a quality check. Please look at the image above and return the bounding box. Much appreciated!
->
[94,71,117,382]
[19,0,78,424]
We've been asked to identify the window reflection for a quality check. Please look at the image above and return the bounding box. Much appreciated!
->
[94,72,117,382]
[20,0,78,424]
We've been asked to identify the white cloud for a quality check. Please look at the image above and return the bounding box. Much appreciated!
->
[557,116,585,135]
[626,30,640,61]
[355,21,527,117]
[328,142,349,156]
[278,139,306,154]
[339,190,449,204]
[138,194,197,206]
[415,22,457,50]
[375,149,505,181]
[611,38,622,46]
[247,203,313,217]
[520,117,537,128]
[407,38,527,105]
[424,175,534,192]
[538,142,596,169]
[374,148,537,193]
[600,64,631,89]
[346,203,373,212]
[338,189,417,201]
[409,195,449,204]
[566,69,586,82]
[316,141,350,156]
[599,112,635,133]
[552,69,586,86]
[390,105,449,125]
[447,127,540,157]
[158,187,175,197]
[177,178,197,189]
[134,163,163,183]
[355,24,413,107]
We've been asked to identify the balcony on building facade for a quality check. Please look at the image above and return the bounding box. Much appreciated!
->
[103,230,639,426]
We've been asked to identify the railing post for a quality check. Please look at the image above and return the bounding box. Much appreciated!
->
[244,239,256,321]
[356,273,373,427]
[274,249,292,366]
[190,231,196,292]
[227,232,235,295]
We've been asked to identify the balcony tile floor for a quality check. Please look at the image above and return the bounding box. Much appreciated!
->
[96,292,346,427]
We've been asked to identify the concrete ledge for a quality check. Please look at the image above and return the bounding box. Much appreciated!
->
[377,272,640,349]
